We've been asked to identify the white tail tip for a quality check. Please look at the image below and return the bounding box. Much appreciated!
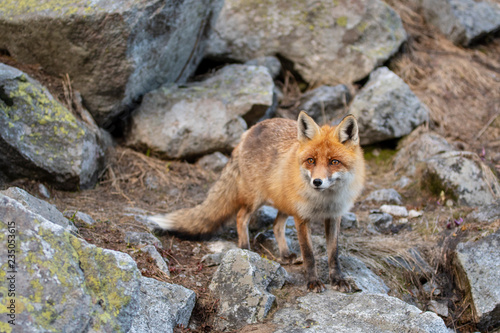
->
[149,214,175,230]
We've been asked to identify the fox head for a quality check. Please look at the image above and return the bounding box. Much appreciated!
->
[296,111,364,193]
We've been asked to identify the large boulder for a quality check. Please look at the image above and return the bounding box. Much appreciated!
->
[317,255,391,294]
[0,192,196,333]
[0,193,140,332]
[0,0,224,126]
[127,64,275,159]
[295,85,351,125]
[418,0,500,46]
[209,249,287,331]
[467,199,500,223]
[393,129,454,176]
[207,0,406,85]
[454,229,500,330]
[272,290,448,332]
[422,151,500,206]
[349,67,430,145]
[0,64,110,190]
[129,277,196,333]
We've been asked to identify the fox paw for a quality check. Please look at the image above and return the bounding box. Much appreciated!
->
[330,276,359,293]
[307,280,326,293]
[278,253,298,265]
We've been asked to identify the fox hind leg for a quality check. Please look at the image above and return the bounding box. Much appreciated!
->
[236,207,252,249]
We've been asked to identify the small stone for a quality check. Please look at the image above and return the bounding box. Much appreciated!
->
[140,245,170,276]
[429,300,449,318]
[125,231,163,249]
[196,152,229,173]
[365,188,403,205]
[38,183,51,199]
[369,212,393,233]
[394,176,412,189]
[63,210,96,226]
[209,249,287,331]
[409,210,423,219]
[380,205,409,217]
[341,212,358,229]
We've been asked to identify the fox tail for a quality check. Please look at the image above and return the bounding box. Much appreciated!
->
[150,157,240,237]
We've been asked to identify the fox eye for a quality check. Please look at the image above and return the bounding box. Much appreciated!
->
[330,159,340,165]
[306,158,315,165]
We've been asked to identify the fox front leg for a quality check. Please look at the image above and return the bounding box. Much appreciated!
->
[325,217,352,292]
[295,217,325,293]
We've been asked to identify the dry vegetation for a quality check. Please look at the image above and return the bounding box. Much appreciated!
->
[2,1,500,332]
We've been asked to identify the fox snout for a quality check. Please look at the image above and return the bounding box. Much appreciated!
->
[309,172,341,191]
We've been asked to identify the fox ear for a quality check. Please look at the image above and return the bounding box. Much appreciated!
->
[335,115,359,144]
[297,111,321,142]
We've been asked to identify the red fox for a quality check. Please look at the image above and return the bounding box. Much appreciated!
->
[151,112,365,292]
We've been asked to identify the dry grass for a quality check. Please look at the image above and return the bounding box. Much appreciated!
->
[387,0,500,154]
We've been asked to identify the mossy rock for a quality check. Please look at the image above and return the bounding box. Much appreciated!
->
[0,63,110,190]
[0,194,141,332]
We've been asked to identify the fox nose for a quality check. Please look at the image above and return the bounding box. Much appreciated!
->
[313,178,323,187]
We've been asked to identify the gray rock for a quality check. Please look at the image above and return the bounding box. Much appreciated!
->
[140,245,170,276]
[341,212,358,229]
[0,0,223,126]
[365,188,403,205]
[37,183,50,199]
[245,56,282,79]
[129,277,195,333]
[0,64,111,190]
[349,67,430,145]
[249,205,278,231]
[272,290,448,332]
[429,300,449,318]
[63,210,96,226]
[296,85,351,125]
[196,152,229,173]
[380,204,409,217]
[209,249,287,331]
[394,176,412,189]
[0,187,76,232]
[369,212,394,233]
[467,199,500,222]
[127,64,274,159]
[207,0,406,85]
[422,151,500,206]
[418,0,500,46]
[201,240,240,266]
[454,229,500,330]
[393,129,454,176]
[317,256,390,294]
[423,282,442,296]
[125,231,163,249]
[0,193,141,332]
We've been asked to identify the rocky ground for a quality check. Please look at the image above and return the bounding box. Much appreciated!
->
[1,0,500,332]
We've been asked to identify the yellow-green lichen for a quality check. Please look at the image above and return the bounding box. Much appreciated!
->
[357,21,368,33]
[70,237,136,332]
[0,0,104,17]
[0,321,13,333]
[336,16,348,27]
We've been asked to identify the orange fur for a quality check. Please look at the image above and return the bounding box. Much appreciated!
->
[151,112,365,292]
